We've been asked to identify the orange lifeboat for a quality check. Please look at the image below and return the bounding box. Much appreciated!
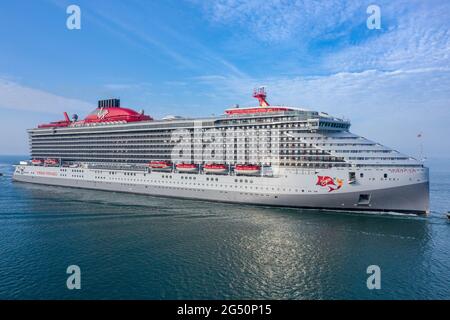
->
[149,161,172,171]
[203,164,228,174]
[234,164,260,175]
[176,163,198,173]
[44,158,59,166]
[31,159,43,166]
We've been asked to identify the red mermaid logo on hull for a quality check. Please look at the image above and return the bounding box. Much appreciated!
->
[316,176,343,192]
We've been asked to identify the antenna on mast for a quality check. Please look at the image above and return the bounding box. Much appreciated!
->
[417,132,426,161]
[253,87,269,107]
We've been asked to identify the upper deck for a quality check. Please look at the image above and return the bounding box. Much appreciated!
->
[37,99,152,129]
[27,90,421,169]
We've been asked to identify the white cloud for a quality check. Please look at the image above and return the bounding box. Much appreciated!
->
[194,0,450,73]
[192,0,362,43]
[0,78,94,115]
[78,1,249,79]
[103,82,152,91]
[325,1,450,72]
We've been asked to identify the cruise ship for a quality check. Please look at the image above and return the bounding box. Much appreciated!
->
[13,88,429,214]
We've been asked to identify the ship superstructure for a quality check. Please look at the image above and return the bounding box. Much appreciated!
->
[13,89,429,214]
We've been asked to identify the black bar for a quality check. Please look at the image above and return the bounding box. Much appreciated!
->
[0,300,447,318]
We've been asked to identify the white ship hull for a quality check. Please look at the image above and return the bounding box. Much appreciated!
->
[203,168,228,174]
[13,165,430,215]
[235,169,260,176]
[150,167,172,172]
[176,167,198,173]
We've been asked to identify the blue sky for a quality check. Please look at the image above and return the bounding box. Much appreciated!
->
[0,0,449,158]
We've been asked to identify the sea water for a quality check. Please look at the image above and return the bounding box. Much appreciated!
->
[0,156,449,299]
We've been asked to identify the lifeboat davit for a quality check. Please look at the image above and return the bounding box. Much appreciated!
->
[31,159,43,166]
[234,164,260,175]
[44,159,59,166]
[176,163,198,173]
[149,161,172,171]
[203,164,228,174]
